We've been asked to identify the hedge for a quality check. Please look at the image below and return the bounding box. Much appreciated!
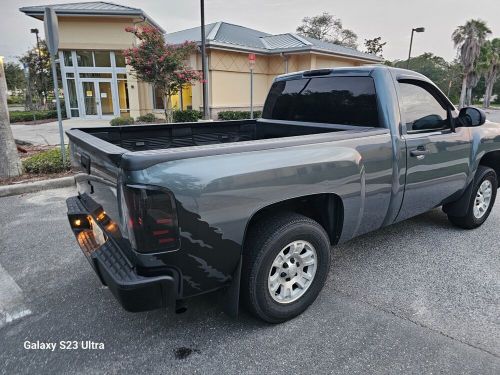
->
[110,116,135,126]
[173,109,203,123]
[218,110,262,120]
[136,113,157,123]
[10,110,60,123]
[23,147,71,174]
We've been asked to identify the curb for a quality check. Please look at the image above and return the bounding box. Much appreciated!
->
[0,175,77,198]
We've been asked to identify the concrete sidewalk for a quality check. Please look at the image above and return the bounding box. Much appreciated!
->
[11,119,109,146]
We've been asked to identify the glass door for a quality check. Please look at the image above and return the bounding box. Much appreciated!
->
[82,81,98,117]
[98,81,114,116]
[80,80,116,118]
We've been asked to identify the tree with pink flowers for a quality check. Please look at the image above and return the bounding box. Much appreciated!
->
[123,26,203,122]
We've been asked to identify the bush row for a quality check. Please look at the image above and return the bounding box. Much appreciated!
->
[9,109,65,123]
[217,110,262,120]
[110,110,203,126]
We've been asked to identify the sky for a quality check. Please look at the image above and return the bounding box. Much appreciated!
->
[1,0,499,64]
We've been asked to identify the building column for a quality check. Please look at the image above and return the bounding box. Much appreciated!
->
[126,68,141,118]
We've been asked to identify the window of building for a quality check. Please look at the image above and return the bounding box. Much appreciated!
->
[63,51,73,66]
[115,52,126,68]
[66,79,79,117]
[262,76,379,127]
[153,86,165,110]
[398,81,448,132]
[118,76,130,117]
[94,51,111,67]
[76,51,94,67]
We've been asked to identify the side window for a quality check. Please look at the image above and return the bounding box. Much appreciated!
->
[398,81,448,132]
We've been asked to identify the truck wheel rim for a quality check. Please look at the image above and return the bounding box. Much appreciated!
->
[473,180,492,219]
[268,240,317,304]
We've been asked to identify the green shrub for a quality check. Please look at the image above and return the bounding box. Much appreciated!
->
[7,96,24,105]
[136,113,157,123]
[217,110,262,120]
[9,110,60,123]
[173,109,203,123]
[110,116,135,126]
[23,147,70,174]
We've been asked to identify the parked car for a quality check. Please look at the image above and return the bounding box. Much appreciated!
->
[65,66,500,323]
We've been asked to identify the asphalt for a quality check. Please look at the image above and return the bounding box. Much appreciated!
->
[0,187,499,375]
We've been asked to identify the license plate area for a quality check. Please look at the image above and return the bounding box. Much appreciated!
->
[90,217,106,247]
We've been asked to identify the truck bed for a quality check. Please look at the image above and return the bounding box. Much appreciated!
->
[71,119,365,152]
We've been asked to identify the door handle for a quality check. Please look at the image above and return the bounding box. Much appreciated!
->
[410,147,430,158]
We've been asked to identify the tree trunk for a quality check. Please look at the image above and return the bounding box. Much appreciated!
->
[483,81,492,108]
[459,75,467,108]
[164,94,173,123]
[0,58,23,178]
[466,87,472,106]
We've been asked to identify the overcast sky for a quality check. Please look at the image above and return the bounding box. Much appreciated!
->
[2,0,499,63]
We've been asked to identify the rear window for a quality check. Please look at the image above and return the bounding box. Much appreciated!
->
[262,76,379,127]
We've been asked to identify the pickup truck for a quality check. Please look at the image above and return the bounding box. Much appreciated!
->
[66,66,500,323]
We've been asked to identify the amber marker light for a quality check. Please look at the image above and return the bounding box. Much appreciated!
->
[74,219,82,226]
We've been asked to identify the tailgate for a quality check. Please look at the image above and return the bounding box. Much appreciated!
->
[67,129,126,233]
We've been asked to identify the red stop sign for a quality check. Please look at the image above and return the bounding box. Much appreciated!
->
[248,53,256,68]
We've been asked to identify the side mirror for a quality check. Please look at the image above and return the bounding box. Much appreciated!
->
[458,107,486,127]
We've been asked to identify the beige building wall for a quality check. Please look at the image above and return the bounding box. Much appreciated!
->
[58,16,138,50]
[202,49,371,118]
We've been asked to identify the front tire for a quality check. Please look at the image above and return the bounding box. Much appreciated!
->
[447,166,497,229]
[242,213,331,323]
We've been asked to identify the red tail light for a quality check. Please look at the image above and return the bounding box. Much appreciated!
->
[122,185,179,253]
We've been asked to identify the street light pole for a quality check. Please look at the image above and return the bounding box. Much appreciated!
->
[406,27,425,69]
[200,0,209,120]
[31,28,46,107]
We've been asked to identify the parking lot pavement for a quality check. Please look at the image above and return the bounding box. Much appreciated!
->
[0,188,498,374]
[485,108,500,123]
[11,119,109,146]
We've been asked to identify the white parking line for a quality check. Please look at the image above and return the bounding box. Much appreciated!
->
[0,263,31,328]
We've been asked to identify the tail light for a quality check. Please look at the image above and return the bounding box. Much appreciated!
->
[122,185,179,253]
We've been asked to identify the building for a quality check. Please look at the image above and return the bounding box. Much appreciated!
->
[20,2,382,120]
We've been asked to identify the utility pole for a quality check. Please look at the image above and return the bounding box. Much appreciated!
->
[200,0,209,120]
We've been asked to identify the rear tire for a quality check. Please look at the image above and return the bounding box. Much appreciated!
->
[447,166,497,229]
[242,213,331,323]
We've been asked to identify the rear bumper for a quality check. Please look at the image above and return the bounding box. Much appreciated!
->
[66,196,178,312]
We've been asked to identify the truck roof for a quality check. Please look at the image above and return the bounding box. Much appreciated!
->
[275,65,429,82]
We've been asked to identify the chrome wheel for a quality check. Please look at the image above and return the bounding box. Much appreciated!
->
[268,240,317,304]
[473,180,493,219]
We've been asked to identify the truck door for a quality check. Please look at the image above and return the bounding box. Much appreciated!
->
[396,79,471,221]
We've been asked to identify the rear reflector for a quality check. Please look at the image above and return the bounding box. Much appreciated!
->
[122,185,179,253]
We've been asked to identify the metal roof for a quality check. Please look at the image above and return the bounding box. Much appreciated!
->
[20,1,164,32]
[165,21,382,62]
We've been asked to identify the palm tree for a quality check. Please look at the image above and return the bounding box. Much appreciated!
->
[478,38,500,108]
[452,19,491,108]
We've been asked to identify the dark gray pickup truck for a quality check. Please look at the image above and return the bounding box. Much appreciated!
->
[66,66,500,323]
